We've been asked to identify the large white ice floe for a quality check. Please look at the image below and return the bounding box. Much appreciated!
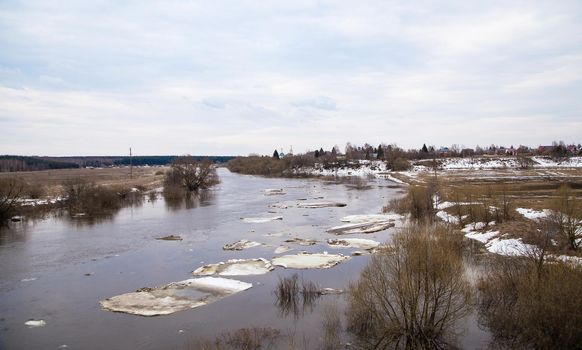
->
[223,240,263,250]
[485,238,536,256]
[272,252,350,269]
[327,221,395,235]
[241,216,283,223]
[327,238,381,250]
[100,277,252,316]
[340,214,400,223]
[192,258,274,276]
[516,208,550,220]
[297,202,347,208]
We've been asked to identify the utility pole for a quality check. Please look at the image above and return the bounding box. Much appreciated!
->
[129,147,133,179]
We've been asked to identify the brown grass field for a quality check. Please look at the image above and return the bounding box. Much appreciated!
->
[0,166,167,196]
[393,168,582,210]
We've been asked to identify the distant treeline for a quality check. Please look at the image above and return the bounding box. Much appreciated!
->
[0,155,79,172]
[113,156,235,166]
[0,155,235,172]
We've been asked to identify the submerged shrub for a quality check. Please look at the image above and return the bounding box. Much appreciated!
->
[478,257,582,349]
[346,224,471,349]
[63,178,123,215]
[388,185,437,222]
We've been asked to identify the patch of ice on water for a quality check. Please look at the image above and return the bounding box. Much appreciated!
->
[272,252,350,269]
[193,258,274,276]
[241,216,283,223]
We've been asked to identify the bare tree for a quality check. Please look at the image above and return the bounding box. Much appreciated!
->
[166,156,219,192]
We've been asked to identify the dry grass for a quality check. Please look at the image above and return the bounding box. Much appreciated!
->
[0,166,166,197]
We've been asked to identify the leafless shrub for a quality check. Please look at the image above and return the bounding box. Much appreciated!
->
[516,155,535,169]
[0,177,25,222]
[194,327,283,350]
[389,157,411,171]
[227,156,290,177]
[346,224,471,349]
[546,184,581,251]
[165,156,219,192]
[63,178,123,215]
[321,303,342,350]
[388,185,437,222]
[477,256,582,349]
[274,274,321,319]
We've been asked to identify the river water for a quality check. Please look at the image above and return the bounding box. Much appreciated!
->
[0,169,490,349]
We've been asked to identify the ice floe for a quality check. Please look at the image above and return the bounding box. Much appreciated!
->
[339,214,399,223]
[241,216,283,223]
[100,277,252,316]
[327,238,380,250]
[264,189,286,195]
[274,245,293,254]
[156,235,182,241]
[284,237,318,246]
[327,221,394,235]
[223,240,262,250]
[297,202,347,208]
[272,252,350,269]
[192,258,274,276]
[24,319,46,328]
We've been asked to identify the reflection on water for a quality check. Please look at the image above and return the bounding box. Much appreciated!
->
[163,189,215,211]
[274,274,320,320]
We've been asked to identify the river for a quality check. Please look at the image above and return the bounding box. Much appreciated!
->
[0,169,490,349]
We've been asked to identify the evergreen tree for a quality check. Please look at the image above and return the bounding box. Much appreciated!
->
[319,147,325,155]
[331,147,337,157]
[314,150,320,158]
[422,144,429,153]
[377,145,384,160]
[273,150,280,159]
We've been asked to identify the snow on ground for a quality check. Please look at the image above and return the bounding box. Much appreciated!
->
[485,238,536,256]
[516,208,550,220]
[18,197,64,206]
[436,210,467,224]
[465,230,499,244]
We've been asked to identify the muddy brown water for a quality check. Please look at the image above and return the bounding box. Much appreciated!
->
[0,169,491,349]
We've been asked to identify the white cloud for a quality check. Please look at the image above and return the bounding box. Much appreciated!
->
[0,0,581,155]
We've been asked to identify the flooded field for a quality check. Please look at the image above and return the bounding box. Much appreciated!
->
[0,169,490,349]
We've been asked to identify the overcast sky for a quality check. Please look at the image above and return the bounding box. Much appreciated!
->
[1,1,581,156]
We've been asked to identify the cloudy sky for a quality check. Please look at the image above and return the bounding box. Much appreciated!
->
[1,1,581,156]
